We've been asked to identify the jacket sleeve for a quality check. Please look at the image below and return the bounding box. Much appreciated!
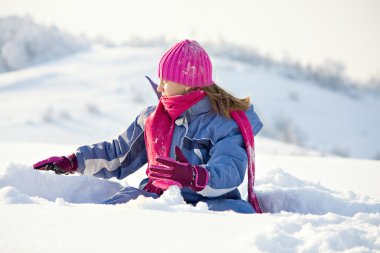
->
[197,127,248,197]
[75,107,154,180]
[197,105,263,198]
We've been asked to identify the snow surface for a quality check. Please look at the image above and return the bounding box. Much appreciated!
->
[1,145,380,252]
[0,21,380,252]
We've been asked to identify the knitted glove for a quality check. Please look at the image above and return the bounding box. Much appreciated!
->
[33,154,78,175]
[149,146,209,191]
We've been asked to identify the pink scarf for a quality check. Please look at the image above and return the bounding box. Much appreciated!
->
[144,90,206,194]
[231,111,262,213]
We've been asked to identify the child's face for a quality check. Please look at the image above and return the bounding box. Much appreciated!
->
[158,79,190,97]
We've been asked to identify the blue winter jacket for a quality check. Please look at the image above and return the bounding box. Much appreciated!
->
[76,96,263,203]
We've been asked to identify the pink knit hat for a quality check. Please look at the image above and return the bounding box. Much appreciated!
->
[158,39,213,87]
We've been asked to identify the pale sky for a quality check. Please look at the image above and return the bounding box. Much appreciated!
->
[1,0,379,82]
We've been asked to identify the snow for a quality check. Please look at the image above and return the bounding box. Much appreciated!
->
[0,16,89,72]
[217,60,380,159]
[0,19,380,252]
[1,204,379,253]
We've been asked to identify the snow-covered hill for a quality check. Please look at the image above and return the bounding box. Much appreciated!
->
[0,19,380,252]
[1,45,379,159]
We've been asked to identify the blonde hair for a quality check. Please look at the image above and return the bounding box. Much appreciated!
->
[201,84,250,118]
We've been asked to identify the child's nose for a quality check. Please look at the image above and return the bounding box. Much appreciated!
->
[157,82,164,93]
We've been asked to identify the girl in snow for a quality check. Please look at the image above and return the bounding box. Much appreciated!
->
[33,39,264,214]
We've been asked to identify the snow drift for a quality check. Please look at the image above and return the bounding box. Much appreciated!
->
[1,162,379,217]
[0,16,89,72]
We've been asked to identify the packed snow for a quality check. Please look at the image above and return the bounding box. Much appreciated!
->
[0,18,379,252]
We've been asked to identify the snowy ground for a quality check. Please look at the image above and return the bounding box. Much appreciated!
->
[1,22,380,252]
[1,141,380,253]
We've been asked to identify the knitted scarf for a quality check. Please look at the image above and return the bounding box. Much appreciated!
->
[143,90,207,194]
[230,111,262,213]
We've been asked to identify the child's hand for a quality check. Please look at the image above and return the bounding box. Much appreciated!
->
[33,154,78,175]
[149,146,209,191]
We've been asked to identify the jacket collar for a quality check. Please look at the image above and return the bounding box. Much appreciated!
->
[185,96,212,122]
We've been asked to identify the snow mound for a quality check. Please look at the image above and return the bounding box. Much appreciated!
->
[0,163,122,203]
[0,186,46,204]
[1,163,379,216]
[256,168,380,216]
[252,212,380,252]
[0,16,89,72]
[126,186,209,213]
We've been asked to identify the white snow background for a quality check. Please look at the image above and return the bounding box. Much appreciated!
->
[0,17,379,253]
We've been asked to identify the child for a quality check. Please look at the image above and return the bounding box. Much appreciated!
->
[33,39,264,214]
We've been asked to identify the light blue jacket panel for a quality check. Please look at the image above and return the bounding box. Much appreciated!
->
[75,97,263,201]
[75,106,155,179]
